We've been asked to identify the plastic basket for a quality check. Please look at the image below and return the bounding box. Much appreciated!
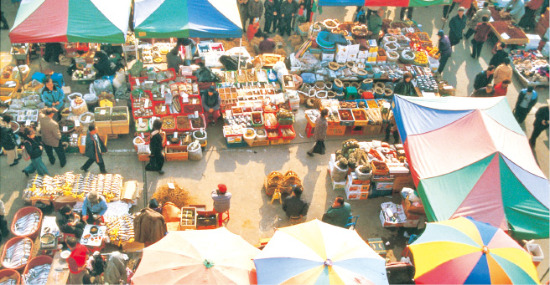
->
[11,206,42,239]
[1,237,34,270]
[0,269,21,285]
[23,255,53,285]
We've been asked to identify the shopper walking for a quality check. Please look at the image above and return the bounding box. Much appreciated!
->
[1,11,9,30]
[279,0,297,36]
[470,16,491,59]
[493,58,513,85]
[519,0,544,30]
[41,76,65,121]
[264,0,280,34]
[464,2,491,40]
[505,0,525,23]
[530,105,549,148]
[146,119,165,174]
[248,0,264,28]
[0,114,20,167]
[368,9,384,42]
[39,108,66,167]
[399,7,414,20]
[494,79,511,96]
[514,86,538,123]
[212,184,232,227]
[307,108,328,156]
[238,0,250,32]
[134,199,167,247]
[473,65,495,90]
[489,42,508,68]
[436,30,452,74]
[22,127,49,177]
[448,7,467,46]
[322,197,352,228]
[283,186,309,224]
[80,125,108,173]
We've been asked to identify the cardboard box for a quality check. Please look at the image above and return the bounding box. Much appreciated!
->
[322,53,335,62]
[403,218,420,228]
[402,198,425,215]
[367,238,387,257]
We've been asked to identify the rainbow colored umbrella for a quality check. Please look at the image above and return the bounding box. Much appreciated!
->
[9,0,131,43]
[254,219,388,284]
[393,96,549,240]
[409,217,539,284]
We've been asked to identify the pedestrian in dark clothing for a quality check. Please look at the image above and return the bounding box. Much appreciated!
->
[57,205,86,238]
[473,65,495,90]
[514,86,538,123]
[201,86,222,125]
[464,2,491,39]
[238,0,250,32]
[166,46,184,73]
[80,125,107,173]
[471,16,491,59]
[280,0,297,36]
[22,127,50,177]
[0,200,8,243]
[264,0,280,33]
[259,35,276,54]
[0,114,20,167]
[248,0,264,26]
[442,0,459,20]
[307,108,328,156]
[1,11,9,30]
[470,84,495,97]
[530,105,549,148]
[368,9,384,41]
[519,0,544,30]
[394,72,416,96]
[449,7,467,46]
[44,43,63,63]
[39,108,66,167]
[399,7,414,20]
[437,30,452,74]
[283,187,309,224]
[489,42,508,68]
[93,50,117,78]
[384,117,400,143]
[146,120,165,174]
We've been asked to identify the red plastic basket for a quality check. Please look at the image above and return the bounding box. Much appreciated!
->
[157,68,177,83]
[128,76,147,90]
[23,255,53,285]
[280,125,296,140]
[153,102,171,117]
[1,237,34,270]
[0,269,21,284]
[11,206,42,239]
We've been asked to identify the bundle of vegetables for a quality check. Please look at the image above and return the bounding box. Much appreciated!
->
[277,109,294,125]
[366,108,382,124]
[152,183,195,208]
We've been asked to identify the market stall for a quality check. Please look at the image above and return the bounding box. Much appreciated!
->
[393,95,550,240]
[510,49,549,86]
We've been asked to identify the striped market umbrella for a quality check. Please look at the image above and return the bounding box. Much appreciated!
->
[10,0,131,43]
[409,217,538,284]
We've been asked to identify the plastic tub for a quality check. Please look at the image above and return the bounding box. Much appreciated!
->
[0,269,21,285]
[11,206,42,239]
[1,236,34,270]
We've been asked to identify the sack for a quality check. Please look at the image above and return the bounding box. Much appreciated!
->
[162,202,181,222]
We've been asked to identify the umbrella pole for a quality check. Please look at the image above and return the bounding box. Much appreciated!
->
[142,160,148,208]
[238,38,242,71]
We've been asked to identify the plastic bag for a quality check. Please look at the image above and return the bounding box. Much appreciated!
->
[93,79,113,95]
[129,60,144,77]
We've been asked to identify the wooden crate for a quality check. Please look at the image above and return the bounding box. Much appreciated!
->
[95,120,112,136]
[137,153,150,161]
[327,125,346,136]
[165,145,189,161]
[248,139,270,147]
[364,124,382,136]
[180,207,197,230]
[111,106,130,135]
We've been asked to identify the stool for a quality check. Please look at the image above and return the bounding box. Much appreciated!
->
[289,216,303,225]
[350,126,364,135]
[305,122,314,138]
[270,189,282,204]
[217,211,230,227]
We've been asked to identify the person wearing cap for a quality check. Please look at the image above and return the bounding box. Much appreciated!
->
[134,199,167,247]
[212,184,232,227]
[81,124,108,173]
[436,30,452,75]
[283,186,309,224]
[201,86,222,126]
[66,236,90,284]
[57,205,86,238]
[448,7,467,47]
[82,191,108,225]
[473,65,495,90]
[471,84,496,97]
[514,86,539,123]
[471,16,491,59]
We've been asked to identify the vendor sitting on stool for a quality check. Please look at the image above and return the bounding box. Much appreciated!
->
[212,184,232,227]
[322,197,352,228]
[282,186,309,224]
[82,191,108,225]
[57,205,86,238]
[201,86,222,126]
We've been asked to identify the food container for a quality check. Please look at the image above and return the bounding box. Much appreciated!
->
[22,255,53,285]
[338,109,355,126]
[11,206,42,239]
[1,237,34,270]
[0,268,21,285]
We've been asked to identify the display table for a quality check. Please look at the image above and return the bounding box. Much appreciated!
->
[489,7,512,22]
[489,21,529,45]
[45,251,70,285]
[80,225,107,251]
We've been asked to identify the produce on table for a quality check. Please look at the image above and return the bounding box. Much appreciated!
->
[161,116,175,130]
[176,116,191,130]
[13,212,40,236]
[280,127,295,138]
[190,116,204,129]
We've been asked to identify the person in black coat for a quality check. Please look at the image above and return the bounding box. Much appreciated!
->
[44,43,64,63]
[489,42,508,68]
[56,205,85,238]
[93,50,117,78]
[264,0,280,33]
[473,65,495,90]
[514,86,538,123]
[146,120,165,174]
[530,105,549,148]
[80,125,107,173]
[448,7,467,46]
[0,114,20,166]
[394,72,416,96]
[437,30,452,74]
[282,187,309,223]
[279,0,297,36]
[22,127,50,176]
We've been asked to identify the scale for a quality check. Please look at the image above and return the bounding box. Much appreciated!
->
[40,233,58,255]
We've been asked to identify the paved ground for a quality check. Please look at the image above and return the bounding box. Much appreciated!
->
[0,0,549,282]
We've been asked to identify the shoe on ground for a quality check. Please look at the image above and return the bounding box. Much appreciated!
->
[9,160,19,167]
[159,170,165,175]
[100,169,108,174]
[307,151,314,157]
[60,162,66,168]
[80,167,88,172]
[49,160,55,165]
[22,170,29,177]
[471,54,475,59]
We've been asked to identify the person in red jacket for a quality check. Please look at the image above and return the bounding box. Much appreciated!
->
[66,236,90,284]
[493,79,511,96]
[471,16,491,59]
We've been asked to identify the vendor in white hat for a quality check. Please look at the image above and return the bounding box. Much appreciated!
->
[82,190,108,225]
